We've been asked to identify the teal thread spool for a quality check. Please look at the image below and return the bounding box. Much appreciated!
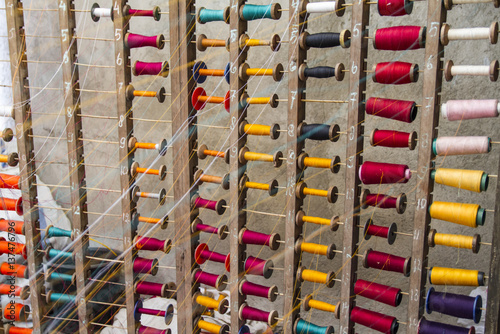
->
[294,319,334,334]
[198,7,230,24]
[46,247,73,261]
[47,291,76,304]
[240,4,282,21]
[46,225,73,239]
[49,272,74,282]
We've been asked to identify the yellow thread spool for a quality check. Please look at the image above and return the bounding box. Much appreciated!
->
[303,187,328,198]
[0,155,8,163]
[134,90,156,98]
[244,151,273,162]
[247,68,273,76]
[246,181,269,191]
[202,39,226,47]
[301,242,328,256]
[308,299,337,313]
[303,215,330,226]
[433,168,488,193]
[245,38,267,46]
[196,295,219,309]
[301,269,327,284]
[246,97,271,105]
[244,124,270,136]
[429,267,484,286]
[429,201,484,227]
[304,157,331,169]
[434,233,473,249]
[198,319,222,333]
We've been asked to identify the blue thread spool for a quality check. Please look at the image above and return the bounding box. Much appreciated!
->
[239,325,250,334]
[198,7,230,24]
[47,291,76,304]
[240,4,282,21]
[426,287,482,324]
[46,246,73,261]
[49,272,75,283]
[46,225,73,239]
[294,319,334,334]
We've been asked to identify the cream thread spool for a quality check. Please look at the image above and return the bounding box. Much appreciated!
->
[90,4,113,22]
[443,0,499,10]
[301,0,346,17]
[441,22,498,45]
[444,60,499,82]
[433,136,491,156]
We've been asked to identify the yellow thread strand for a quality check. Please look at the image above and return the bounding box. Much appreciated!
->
[301,269,327,284]
[430,267,479,286]
[429,201,479,227]
[304,157,331,169]
[308,298,337,313]
[301,242,328,256]
[304,187,328,198]
[434,233,473,250]
[434,168,485,192]
[244,124,271,136]
[89,238,117,256]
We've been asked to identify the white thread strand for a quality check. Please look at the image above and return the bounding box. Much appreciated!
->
[93,7,112,18]
[441,99,499,120]
[448,27,491,41]
[435,136,491,156]
[451,65,490,76]
[306,1,337,13]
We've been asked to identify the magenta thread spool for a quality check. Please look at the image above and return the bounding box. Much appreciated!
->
[244,256,273,278]
[363,248,411,276]
[134,299,174,325]
[133,61,169,77]
[441,99,499,121]
[134,235,171,253]
[373,62,419,84]
[354,279,402,307]
[350,306,398,334]
[137,325,171,334]
[191,218,228,240]
[363,219,398,245]
[370,129,417,150]
[125,33,165,50]
[359,161,411,184]
[239,227,281,250]
[361,190,407,214]
[133,257,159,276]
[192,268,227,291]
[366,97,417,123]
[135,281,175,298]
[373,26,425,50]
[418,317,475,334]
[239,278,278,302]
[123,5,161,21]
[426,287,482,323]
[239,303,278,327]
[195,243,230,272]
[192,196,227,215]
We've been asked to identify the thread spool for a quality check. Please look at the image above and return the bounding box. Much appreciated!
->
[0,153,19,167]
[354,279,402,307]
[90,3,113,22]
[47,272,76,283]
[297,266,335,287]
[45,246,73,261]
[46,225,73,239]
[373,26,426,50]
[350,306,398,334]
[295,236,336,260]
[373,62,419,84]
[294,318,334,334]
[366,97,417,123]
[0,263,28,279]
[239,174,279,196]
[193,61,230,84]
[429,267,485,286]
[135,281,176,298]
[0,240,25,259]
[363,219,398,245]
[239,147,283,168]
[133,213,169,229]
[0,174,20,189]
[191,196,226,215]
[239,303,278,326]
[0,219,24,234]
[132,186,167,205]
[124,33,165,50]
[444,60,499,82]
[197,144,230,164]
[193,292,229,314]
[194,170,230,190]
[295,182,338,203]
[378,0,413,16]
[46,291,76,304]
[441,99,499,120]
[239,121,280,140]
[301,0,346,16]
[126,85,166,103]
[239,34,281,51]
[370,129,417,150]
[196,317,229,334]
[132,61,169,77]
[0,284,29,300]
[133,257,159,276]
[0,197,22,215]
[441,22,498,46]
[303,294,340,318]
[134,299,174,325]
[297,152,341,173]
[129,137,168,156]
[192,87,230,112]
[299,31,351,49]
[432,136,491,156]
[239,63,284,81]
[123,5,161,20]
[195,243,230,272]
[192,269,227,291]
[359,161,411,184]
[239,227,281,250]
[130,162,167,180]
[431,168,488,192]
[137,326,170,334]
[363,248,411,276]
[426,287,482,323]
[444,0,500,9]
[298,64,345,81]
[239,4,281,21]
[197,34,228,52]
[296,210,340,231]
[429,228,481,253]
[4,325,33,334]
[0,128,13,142]
[191,218,228,240]
[240,93,279,109]
[239,278,278,302]
[134,236,171,253]
[3,303,29,321]
[429,201,485,227]
[198,7,230,24]
[298,123,340,142]
[245,256,273,278]
[418,317,475,334]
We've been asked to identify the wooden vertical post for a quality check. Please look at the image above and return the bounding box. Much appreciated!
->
[5,1,44,332]
[58,1,91,332]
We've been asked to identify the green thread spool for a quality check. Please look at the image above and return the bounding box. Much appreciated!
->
[47,225,73,239]
[294,319,334,334]
[47,248,73,260]
[198,7,229,24]
[240,4,281,21]
[49,272,74,282]
[48,291,76,304]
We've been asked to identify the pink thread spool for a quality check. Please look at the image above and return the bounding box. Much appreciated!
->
[191,218,228,240]
[195,243,230,272]
[373,62,419,84]
[350,306,399,334]
[363,248,411,276]
[133,257,159,276]
[137,326,171,334]
[366,97,417,123]
[432,136,491,156]
[134,299,174,325]
[361,189,407,214]
[359,161,411,184]
[370,129,417,150]
[133,61,169,77]
[363,219,398,245]
[134,236,172,253]
[354,279,402,307]
[123,5,161,21]
[192,196,227,215]
[239,303,278,327]
[239,278,278,302]
[245,256,274,278]
[192,268,227,291]
[239,227,281,250]
[125,33,165,49]
[442,99,499,121]
[373,26,425,50]
[135,281,176,298]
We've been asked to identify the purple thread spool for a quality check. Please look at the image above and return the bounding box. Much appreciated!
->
[192,196,227,215]
[125,33,165,49]
[239,303,278,326]
[135,281,175,298]
[191,218,228,240]
[133,257,159,276]
[195,243,230,271]
[417,317,475,334]
[137,325,171,334]
[133,61,169,77]
[239,278,278,302]
[192,268,227,291]
[239,227,281,250]
[245,256,274,278]
[134,235,172,253]
[426,287,482,323]
[134,299,174,325]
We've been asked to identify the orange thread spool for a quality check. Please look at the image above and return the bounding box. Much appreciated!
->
[0,174,19,189]
[137,167,160,175]
[204,149,225,158]
[139,216,159,224]
[246,97,271,104]
[0,263,27,278]
[135,142,157,150]
[0,284,22,296]
[0,198,22,215]
[134,90,156,98]
[247,68,273,76]
[7,327,33,334]
[202,39,226,47]
[199,69,225,76]
[200,174,223,183]
[0,219,24,234]
[197,95,226,104]
[4,303,28,321]
[0,241,26,259]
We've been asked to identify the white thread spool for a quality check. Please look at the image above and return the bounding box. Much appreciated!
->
[444,60,499,82]
[90,3,113,22]
[444,0,499,10]
[0,106,13,118]
[433,136,491,156]
[301,0,345,17]
[441,22,498,45]
[441,100,500,121]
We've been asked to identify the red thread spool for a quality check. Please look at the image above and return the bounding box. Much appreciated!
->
[239,278,278,302]
[361,190,407,214]
[366,97,417,123]
[377,0,412,16]
[135,281,175,298]
[0,174,20,189]
[191,219,228,240]
[5,326,33,334]
[363,249,411,276]
[374,62,419,85]
[359,161,411,184]
[354,279,402,307]
[245,256,273,278]
[191,87,231,112]
[192,269,227,291]
[134,236,171,253]
[133,61,169,77]
[0,197,23,215]
[0,263,27,278]
[0,241,26,259]
[125,33,165,49]
[133,257,158,276]
[195,243,230,271]
[137,326,170,334]
[0,219,24,234]
[3,303,29,321]
[374,26,425,50]
[370,129,417,150]
[363,219,398,245]
[239,227,281,250]
[239,303,278,326]
[350,306,398,334]
[192,196,226,215]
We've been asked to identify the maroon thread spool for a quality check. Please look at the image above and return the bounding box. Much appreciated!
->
[239,303,278,327]
[359,161,411,184]
[373,26,425,50]
[137,326,171,334]
[133,257,159,276]
[191,196,227,215]
[195,243,230,272]
[133,61,169,77]
[191,218,228,240]
[363,248,411,277]
[350,306,399,334]
[366,97,418,123]
[377,0,413,16]
[123,5,161,21]
[239,278,278,302]
[354,279,403,307]
[363,219,398,245]
[134,235,172,253]
[245,256,273,278]
[239,227,281,250]
[361,189,407,214]
[370,129,418,150]
[125,33,165,49]
[192,268,227,291]
[373,62,419,85]
[135,281,176,298]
